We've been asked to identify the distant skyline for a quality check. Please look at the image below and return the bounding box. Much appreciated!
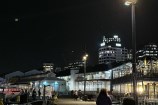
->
[0,0,158,73]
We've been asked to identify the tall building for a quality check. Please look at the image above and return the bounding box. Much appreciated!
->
[43,63,54,72]
[98,35,128,64]
[138,43,158,60]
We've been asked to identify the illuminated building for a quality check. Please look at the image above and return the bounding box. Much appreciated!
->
[57,64,113,92]
[3,59,158,99]
[56,59,158,99]
[112,59,158,99]
[64,61,84,70]
[3,70,66,97]
[99,35,128,64]
[43,63,54,72]
[138,43,158,60]
[2,43,158,99]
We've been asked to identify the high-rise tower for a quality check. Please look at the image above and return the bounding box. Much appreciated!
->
[98,35,128,64]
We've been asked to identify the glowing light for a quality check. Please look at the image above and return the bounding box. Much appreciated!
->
[40,85,42,88]
[100,42,105,47]
[125,0,137,5]
[15,18,19,22]
[125,1,131,6]
[83,54,88,61]
[114,35,118,38]
[137,87,143,94]
[54,81,58,85]
[116,43,121,47]
[0,88,20,94]
[43,81,48,85]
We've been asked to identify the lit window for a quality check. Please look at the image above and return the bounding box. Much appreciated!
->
[114,35,118,38]
[99,55,102,58]
[116,43,121,47]
[100,42,105,47]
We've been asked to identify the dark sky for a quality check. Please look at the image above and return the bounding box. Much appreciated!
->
[0,0,158,73]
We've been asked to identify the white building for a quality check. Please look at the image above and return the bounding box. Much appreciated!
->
[57,64,113,94]
[3,70,67,96]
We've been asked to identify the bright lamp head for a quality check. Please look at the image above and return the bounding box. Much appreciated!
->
[124,0,137,5]
[125,1,131,5]
[82,54,88,61]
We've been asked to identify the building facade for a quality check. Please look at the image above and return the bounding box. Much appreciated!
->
[138,43,158,60]
[56,59,158,99]
[64,61,84,70]
[99,35,128,64]
[43,63,54,72]
[57,68,112,94]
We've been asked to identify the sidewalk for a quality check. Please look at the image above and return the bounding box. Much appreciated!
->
[56,98,96,105]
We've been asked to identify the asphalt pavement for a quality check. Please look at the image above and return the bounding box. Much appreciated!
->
[56,98,96,105]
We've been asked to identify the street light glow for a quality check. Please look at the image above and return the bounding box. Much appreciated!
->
[15,18,19,22]
[83,54,88,61]
[137,87,144,94]
[125,1,131,6]
[124,0,137,5]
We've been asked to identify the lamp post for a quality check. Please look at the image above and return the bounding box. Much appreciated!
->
[82,54,88,99]
[43,85,47,105]
[125,0,138,104]
[43,85,50,105]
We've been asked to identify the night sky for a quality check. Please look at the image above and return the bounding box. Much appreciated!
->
[0,0,158,73]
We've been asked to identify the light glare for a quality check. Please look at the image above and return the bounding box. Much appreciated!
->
[15,18,19,22]
[83,54,88,61]
[125,1,131,6]
[100,42,105,47]
[137,87,144,94]
[124,0,137,5]
[116,43,121,47]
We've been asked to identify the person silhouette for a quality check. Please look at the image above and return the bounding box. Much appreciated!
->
[96,88,112,105]
[38,89,41,99]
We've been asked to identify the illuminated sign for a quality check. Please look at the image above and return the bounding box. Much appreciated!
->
[0,88,21,94]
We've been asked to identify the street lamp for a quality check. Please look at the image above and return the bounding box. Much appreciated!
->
[125,0,137,6]
[82,54,88,99]
[43,85,50,105]
[125,0,138,104]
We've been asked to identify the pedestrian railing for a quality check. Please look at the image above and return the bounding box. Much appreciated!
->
[144,99,158,105]
[137,98,158,105]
